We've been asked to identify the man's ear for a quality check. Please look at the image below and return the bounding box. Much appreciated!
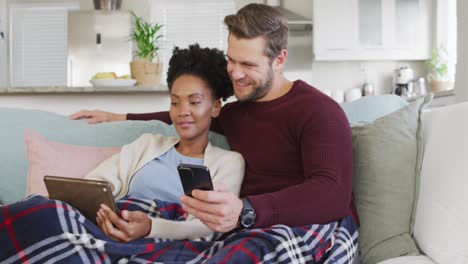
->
[212,99,222,118]
[273,49,288,71]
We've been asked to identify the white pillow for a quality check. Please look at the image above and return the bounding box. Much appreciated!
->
[378,256,436,264]
[413,102,468,264]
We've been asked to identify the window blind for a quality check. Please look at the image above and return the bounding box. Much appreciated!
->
[149,0,235,83]
[10,3,78,87]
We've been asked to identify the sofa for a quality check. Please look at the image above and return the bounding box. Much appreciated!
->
[0,94,467,264]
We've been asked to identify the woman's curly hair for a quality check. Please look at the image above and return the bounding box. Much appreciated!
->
[166,44,233,101]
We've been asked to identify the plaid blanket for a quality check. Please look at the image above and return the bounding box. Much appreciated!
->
[0,195,358,263]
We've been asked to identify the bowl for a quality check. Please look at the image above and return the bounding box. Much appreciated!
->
[89,79,137,87]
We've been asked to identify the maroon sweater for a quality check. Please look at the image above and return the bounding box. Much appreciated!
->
[128,80,355,227]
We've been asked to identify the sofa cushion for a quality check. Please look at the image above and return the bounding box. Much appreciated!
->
[0,107,229,204]
[352,96,431,264]
[412,102,468,264]
[24,130,121,196]
[378,256,437,264]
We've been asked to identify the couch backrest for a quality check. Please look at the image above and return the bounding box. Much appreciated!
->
[0,108,229,204]
[0,95,408,205]
[413,102,468,264]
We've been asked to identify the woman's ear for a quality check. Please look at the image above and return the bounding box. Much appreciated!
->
[212,99,222,118]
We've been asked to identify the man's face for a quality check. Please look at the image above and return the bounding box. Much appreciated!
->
[226,35,274,102]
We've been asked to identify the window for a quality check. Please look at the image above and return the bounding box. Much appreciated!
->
[436,0,457,81]
[9,2,78,87]
[149,0,235,83]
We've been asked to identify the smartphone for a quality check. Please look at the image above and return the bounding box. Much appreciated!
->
[177,163,214,197]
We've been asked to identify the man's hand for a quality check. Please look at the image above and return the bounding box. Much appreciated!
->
[96,204,151,242]
[68,110,126,124]
[180,183,243,233]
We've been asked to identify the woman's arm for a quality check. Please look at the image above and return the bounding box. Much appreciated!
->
[97,204,214,241]
[84,152,123,196]
[149,217,213,240]
[85,134,152,196]
[147,151,244,239]
[211,152,245,196]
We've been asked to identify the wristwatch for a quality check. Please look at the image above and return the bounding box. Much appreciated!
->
[239,198,256,228]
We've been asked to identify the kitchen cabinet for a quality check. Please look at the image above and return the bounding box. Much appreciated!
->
[313,0,433,61]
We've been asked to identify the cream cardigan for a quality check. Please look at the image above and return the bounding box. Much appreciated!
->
[85,133,245,240]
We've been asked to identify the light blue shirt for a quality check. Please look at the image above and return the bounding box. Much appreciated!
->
[127,146,204,203]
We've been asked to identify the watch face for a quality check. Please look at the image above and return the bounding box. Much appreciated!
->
[241,211,255,227]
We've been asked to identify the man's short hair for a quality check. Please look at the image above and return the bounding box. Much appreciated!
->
[224,3,288,61]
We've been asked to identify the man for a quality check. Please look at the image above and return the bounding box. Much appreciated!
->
[71,3,356,233]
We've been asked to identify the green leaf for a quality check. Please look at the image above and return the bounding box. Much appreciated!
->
[130,11,164,61]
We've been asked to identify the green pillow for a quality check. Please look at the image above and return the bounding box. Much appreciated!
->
[352,95,432,264]
[0,108,229,204]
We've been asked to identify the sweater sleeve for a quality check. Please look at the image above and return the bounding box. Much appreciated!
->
[247,104,354,227]
[84,134,152,197]
[84,151,123,196]
[127,111,172,124]
[210,150,245,196]
[148,217,213,240]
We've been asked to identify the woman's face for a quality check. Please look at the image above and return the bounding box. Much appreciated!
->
[170,74,221,142]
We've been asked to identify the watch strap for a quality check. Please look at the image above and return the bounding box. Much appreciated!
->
[239,198,256,228]
[241,197,253,211]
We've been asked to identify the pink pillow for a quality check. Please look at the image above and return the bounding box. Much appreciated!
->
[24,129,121,196]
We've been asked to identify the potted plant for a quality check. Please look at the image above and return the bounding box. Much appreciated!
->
[130,12,164,86]
[426,47,455,92]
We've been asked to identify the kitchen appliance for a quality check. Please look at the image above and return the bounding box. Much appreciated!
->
[93,0,121,10]
[414,77,427,96]
[363,82,375,96]
[393,66,414,97]
[264,0,312,31]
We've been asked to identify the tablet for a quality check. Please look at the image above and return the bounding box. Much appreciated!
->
[44,175,116,224]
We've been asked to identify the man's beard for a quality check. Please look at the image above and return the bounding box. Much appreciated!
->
[237,69,274,102]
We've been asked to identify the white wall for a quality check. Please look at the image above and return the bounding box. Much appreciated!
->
[455,0,468,102]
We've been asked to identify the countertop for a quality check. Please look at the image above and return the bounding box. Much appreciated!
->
[0,85,169,94]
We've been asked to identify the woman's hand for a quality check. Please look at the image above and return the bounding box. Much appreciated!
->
[180,183,243,233]
[96,204,151,242]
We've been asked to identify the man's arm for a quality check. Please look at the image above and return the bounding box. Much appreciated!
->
[69,110,172,124]
[127,112,171,123]
[128,111,225,134]
[69,110,126,124]
[69,109,224,134]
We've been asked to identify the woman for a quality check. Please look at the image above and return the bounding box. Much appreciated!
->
[85,44,244,242]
